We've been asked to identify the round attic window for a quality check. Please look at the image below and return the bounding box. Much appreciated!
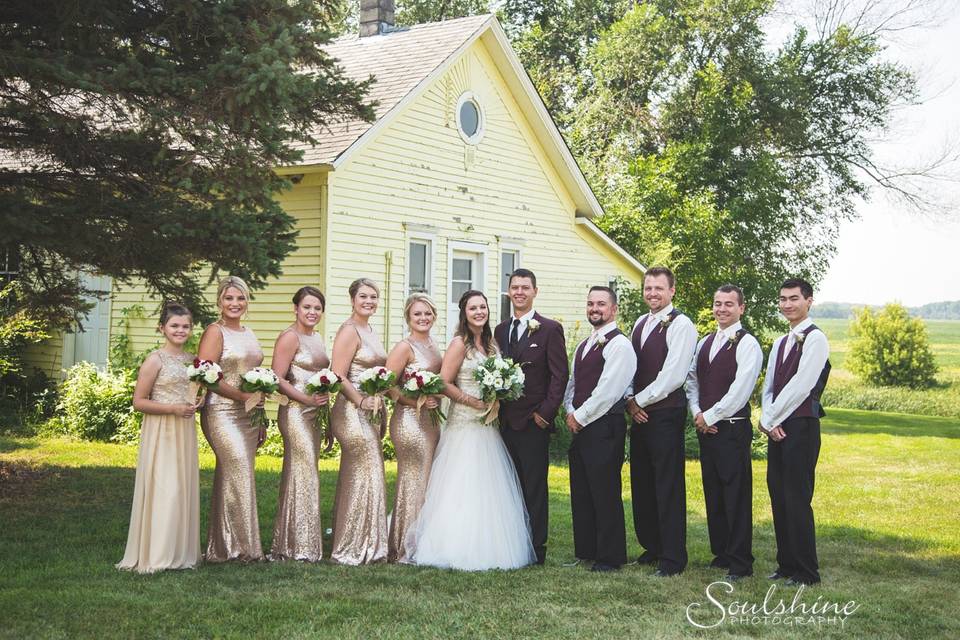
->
[455,92,484,145]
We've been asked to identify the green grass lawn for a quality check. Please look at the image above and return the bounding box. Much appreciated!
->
[2,408,958,638]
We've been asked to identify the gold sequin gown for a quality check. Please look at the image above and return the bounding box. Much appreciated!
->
[330,322,389,565]
[117,350,200,573]
[388,338,442,563]
[270,328,330,561]
[200,324,265,562]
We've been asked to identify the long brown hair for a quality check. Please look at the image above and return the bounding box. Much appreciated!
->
[455,290,495,356]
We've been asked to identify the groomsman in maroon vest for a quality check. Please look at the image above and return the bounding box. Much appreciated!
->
[761,278,830,585]
[686,284,763,580]
[625,266,697,576]
[563,286,636,572]
[494,268,569,565]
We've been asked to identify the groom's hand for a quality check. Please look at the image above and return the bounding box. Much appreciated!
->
[532,412,550,429]
[565,413,582,434]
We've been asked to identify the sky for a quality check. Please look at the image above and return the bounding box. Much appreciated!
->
[789,2,960,306]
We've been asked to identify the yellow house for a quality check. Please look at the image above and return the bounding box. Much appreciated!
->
[26,13,645,376]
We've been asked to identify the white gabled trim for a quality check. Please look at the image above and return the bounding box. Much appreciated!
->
[575,217,647,276]
[331,16,496,169]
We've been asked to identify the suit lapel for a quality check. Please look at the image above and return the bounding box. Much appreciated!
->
[512,312,539,362]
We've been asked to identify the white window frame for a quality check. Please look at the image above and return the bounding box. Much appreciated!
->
[446,240,488,340]
[455,91,485,145]
[403,225,437,298]
[499,244,523,324]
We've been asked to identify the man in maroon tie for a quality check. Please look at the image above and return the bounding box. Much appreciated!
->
[625,266,698,576]
[494,268,568,565]
[760,278,831,586]
[686,284,763,580]
[563,286,636,572]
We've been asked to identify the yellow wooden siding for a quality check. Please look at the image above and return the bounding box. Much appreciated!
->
[21,332,64,379]
[98,173,326,366]
[325,40,641,348]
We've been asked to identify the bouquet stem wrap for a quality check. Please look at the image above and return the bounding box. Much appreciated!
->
[482,398,501,425]
[357,366,397,440]
[305,368,342,453]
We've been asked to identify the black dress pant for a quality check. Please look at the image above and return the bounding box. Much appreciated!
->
[502,422,550,563]
[630,406,688,574]
[568,413,627,567]
[698,419,754,576]
[767,416,821,584]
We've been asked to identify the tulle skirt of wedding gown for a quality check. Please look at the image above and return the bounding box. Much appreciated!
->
[409,418,536,571]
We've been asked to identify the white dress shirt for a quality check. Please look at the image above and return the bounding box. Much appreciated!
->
[563,321,636,427]
[508,308,536,342]
[630,304,698,408]
[686,322,763,426]
[760,317,830,430]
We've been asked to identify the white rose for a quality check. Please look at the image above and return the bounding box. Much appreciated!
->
[404,378,419,391]
[494,376,504,389]
[203,369,220,384]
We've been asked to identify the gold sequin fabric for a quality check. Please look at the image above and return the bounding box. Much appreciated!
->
[270,328,330,562]
[329,322,389,565]
[117,350,200,573]
[200,324,265,562]
[388,338,442,563]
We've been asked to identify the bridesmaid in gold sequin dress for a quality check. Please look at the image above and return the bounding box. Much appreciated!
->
[329,278,389,565]
[117,303,201,573]
[269,286,331,561]
[385,293,443,563]
[198,276,266,562]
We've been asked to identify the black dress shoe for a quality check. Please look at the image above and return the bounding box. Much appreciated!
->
[767,570,790,580]
[634,551,658,565]
[653,569,682,577]
[591,562,620,572]
[723,572,752,582]
[710,557,731,569]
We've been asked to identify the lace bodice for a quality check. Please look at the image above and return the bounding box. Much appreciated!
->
[446,350,489,428]
[149,350,193,404]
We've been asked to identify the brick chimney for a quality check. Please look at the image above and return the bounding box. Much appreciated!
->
[360,0,395,37]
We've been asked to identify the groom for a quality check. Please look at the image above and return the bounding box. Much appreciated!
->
[495,268,569,565]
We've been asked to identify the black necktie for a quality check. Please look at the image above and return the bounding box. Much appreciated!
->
[509,319,520,350]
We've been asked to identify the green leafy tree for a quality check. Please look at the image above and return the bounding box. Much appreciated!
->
[564,0,917,333]
[848,303,938,389]
[396,0,489,25]
[0,0,374,327]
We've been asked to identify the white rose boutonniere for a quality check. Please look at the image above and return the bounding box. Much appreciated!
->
[528,318,541,333]
[593,334,608,351]
[795,331,806,345]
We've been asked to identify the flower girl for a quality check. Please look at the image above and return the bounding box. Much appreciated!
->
[117,302,202,573]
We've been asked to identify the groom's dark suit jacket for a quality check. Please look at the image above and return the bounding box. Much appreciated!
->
[494,312,569,431]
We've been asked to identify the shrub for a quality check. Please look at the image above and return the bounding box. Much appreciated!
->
[848,304,938,388]
[44,362,141,441]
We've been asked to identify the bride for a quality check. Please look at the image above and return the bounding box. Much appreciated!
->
[409,290,536,571]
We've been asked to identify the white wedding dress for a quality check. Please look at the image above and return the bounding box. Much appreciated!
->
[409,350,536,571]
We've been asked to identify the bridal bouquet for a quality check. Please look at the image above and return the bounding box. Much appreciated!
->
[305,368,342,449]
[474,355,525,425]
[186,358,222,402]
[401,368,446,425]
[240,367,286,429]
[357,366,397,423]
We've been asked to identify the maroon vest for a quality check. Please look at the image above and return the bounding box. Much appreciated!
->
[772,324,831,419]
[572,327,624,411]
[695,329,751,419]
[631,308,686,410]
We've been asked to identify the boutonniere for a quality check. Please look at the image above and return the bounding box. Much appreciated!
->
[795,332,806,345]
[528,319,541,333]
[724,331,742,350]
[658,316,673,333]
[593,335,608,351]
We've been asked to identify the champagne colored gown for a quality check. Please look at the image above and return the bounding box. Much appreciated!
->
[200,324,265,562]
[387,338,442,563]
[270,328,330,561]
[117,349,200,573]
[329,321,389,565]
